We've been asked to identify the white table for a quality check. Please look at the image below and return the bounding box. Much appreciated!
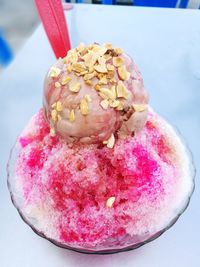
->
[0,4,200,267]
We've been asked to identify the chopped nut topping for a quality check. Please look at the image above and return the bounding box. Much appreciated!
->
[72,62,86,73]
[61,76,71,85]
[84,72,96,81]
[110,85,117,99]
[107,64,115,71]
[51,109,57,121]
[76,42,85,53]
[106,196,116,208]
[57,114,61,121]
[69,109,75,122]
[104,54,112,61]
[132,104,148,112]
[109,99,120,108]
[55,81,61,88]
[105,134,115,148]
[56,101,62,112]
[118,65,130,81]
[99,88,116,100]
[113,57,124,67]
[80,70,88,75]
[110,78,116,84]
[80,98,89,115]
[116,81,129,99]
[69,82,81,93]
[85,80,93,86]
[98,76,108,85]
[82,51,98,67]
[106,70,115,79]
[67,64,72,73]
[95,84,101,91]
[68,52,78,63]
[50,128,55,136]
[85,94,92,102]
[100,99,109,110]
[94,64,107,73]
[116,101,124,110]
[49,67,61,78]
[114,48,123,55]
[51,102,56,108]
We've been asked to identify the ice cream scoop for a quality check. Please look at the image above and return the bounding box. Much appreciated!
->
[43,43,149,145]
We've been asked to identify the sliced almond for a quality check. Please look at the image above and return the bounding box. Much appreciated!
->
[95,84,101,91]
[110,85,117,99]
[49,67,61,78]
[80,70,88,75]
[57,114,62,121]
[97,47,107,56]
[99,88,116,100]
[67,63,73,73]
[68,52,78,63]
[116,101,124,111]
[72,62,86,73]
[82,51,98,67]
[56,101,62,112]
[100,99,109,110]
[113,57,124,67]
[116,81,129,99]
[61,76,71,85]
[69,82,81,93]
[114,48,123,55]
[106,134,115,148]
[132,104,148,112]
[50,128,56,136]
[107,64,115,71]
[94,64,107,73]
[110,78,116,84]
[98,56,106,66]
[104,54,112,61]
[51,102,56,108]
[107,70,115,79]
[109,99,120,108]
[118,65,130,81]
[98,76,108,85]
[51,109,57,121]
[55,81,61,88]
[106,196,116,208]
[85,94,92,102]
[85,80,93,86]
[76,42,85,53]
[84,72,96,81]
[69,110,75,122]
[80,98,89,115]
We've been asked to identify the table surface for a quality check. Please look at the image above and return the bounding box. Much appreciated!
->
[1,4,200,267]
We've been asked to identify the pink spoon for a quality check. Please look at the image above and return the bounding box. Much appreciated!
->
[35,0,71,58]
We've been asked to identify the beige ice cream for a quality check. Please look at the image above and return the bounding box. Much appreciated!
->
[43,43,149,145]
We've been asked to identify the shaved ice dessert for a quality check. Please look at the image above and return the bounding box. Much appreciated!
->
[8,43,194,254]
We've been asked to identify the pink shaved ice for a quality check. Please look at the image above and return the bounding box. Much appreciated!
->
[10,109,193,251]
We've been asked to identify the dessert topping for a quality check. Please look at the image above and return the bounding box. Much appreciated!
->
[69,110,75,122]
[80,97,89,115]
[69,82,81,93]
[106,196,116,208]
[49,67,61,78]
[103,133,115,148]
